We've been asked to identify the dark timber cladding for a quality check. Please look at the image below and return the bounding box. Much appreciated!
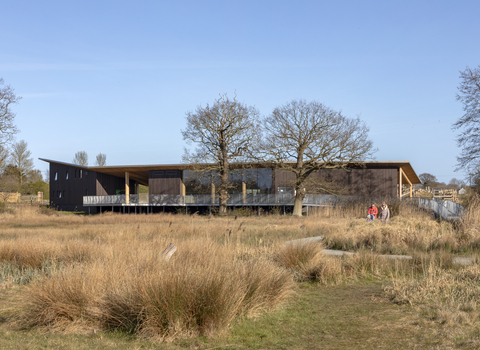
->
[48,161,135,212]
[273,167,397,197]
[149,169,182,195]
[49,162,96,211]
[96,172,134,196]
[40,158,422,212]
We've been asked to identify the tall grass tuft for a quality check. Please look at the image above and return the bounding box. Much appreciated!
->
[275,242,346,284]
[10,239,294,340]
[385,263,480,326]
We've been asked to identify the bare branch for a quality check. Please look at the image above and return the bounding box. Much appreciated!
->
[262,99,376,216]
[94,153,107,166]
[182,94,260,214]
[453,65,480,170]
[0,78,20,145]
[72,151,88,166]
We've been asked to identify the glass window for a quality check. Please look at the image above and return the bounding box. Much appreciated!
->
[183,168,273,195]
[66,171,69,180]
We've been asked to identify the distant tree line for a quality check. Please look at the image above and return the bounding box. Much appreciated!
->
[418,173,465,189]
[0,79,48,198]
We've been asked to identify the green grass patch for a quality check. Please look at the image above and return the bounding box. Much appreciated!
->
[0,281,469,349]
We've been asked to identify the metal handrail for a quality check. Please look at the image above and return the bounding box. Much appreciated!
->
[82,194,465,219]
[83,194,342,206]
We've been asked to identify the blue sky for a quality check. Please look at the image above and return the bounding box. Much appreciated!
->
[1,0,479,184]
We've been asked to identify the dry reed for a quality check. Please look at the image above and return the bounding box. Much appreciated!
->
[2,202,480,341]
[7,235,294,340]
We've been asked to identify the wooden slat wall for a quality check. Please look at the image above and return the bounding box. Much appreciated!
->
[148,170,182,195]
[96,172,132,195]
[272,169,296,194]
[272,167,397,197]
[49,163,97,211]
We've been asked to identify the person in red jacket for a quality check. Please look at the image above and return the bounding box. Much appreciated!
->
[367,203,378,221]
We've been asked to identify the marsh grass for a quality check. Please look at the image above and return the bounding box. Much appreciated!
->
[1,202,480,343]
[5,233,294,340]
[385,263,480,327]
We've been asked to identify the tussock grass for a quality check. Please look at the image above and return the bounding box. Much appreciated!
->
[385,263,480,326]
[0,238,95,269]
[2,202,480,342]
[7,238,294,340]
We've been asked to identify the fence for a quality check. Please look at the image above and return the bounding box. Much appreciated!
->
[83,194,465,220]
[84,193,342,206]
[416,197,464,220]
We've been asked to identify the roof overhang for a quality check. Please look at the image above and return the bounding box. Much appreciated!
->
[40,159,421,186]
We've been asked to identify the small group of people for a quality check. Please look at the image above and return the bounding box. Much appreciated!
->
[366,202,390,223]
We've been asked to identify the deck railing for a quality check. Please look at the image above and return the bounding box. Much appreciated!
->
[83,195,465,219]
[83,193,342,206]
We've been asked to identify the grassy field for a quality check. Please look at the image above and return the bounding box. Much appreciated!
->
[0,200,479,349]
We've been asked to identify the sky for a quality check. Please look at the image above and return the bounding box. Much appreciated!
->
[1,0,479,184]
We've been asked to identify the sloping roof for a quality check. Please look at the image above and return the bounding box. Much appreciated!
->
[40,159,421,186]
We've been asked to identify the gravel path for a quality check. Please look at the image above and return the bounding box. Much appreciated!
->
[286,236,477,266]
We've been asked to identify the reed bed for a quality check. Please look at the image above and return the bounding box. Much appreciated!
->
[5,238,294,340]
[1,201,480,341]
[385,263,480,326]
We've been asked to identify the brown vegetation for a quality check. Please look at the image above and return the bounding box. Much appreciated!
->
[0,200,479,344]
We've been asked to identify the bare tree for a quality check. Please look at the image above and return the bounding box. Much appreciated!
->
[9,140,34,186]
[418,173,439,188]
[72,151,88,166]
[448,178,464,188]
[453,65,480,170]
[0,145,9,173]
[0,78,20,145]
[182,94,260,214]
[263,99,375,216]
[94,153,107,166]
[44,169,50,184]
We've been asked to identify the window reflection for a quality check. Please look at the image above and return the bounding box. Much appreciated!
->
[183,168,272,195]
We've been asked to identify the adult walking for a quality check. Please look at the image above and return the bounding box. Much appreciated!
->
[379,202,390,223]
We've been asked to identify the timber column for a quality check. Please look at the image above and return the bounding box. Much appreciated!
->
[398,168,403,198]
[125,172,130,204]
[242,182,246,204]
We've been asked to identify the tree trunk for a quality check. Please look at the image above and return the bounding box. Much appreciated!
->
[292,193,304,217]
[219,189,228,215]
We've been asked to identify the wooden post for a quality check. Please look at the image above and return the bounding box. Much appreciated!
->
[211,183,215,204]
[242,182,246,204]
[125,172,130,204]
[402,170,412,198]
[181,182,186,196]
[398,168,403,198]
